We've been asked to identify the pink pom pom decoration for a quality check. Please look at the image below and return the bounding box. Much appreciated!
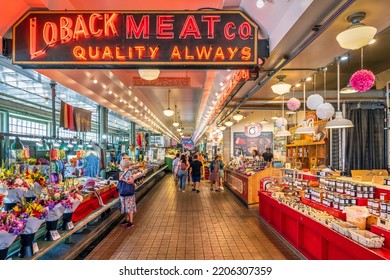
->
[349,69,375,92]
[287,97,301,111]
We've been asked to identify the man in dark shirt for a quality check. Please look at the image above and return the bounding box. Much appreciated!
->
[262,148,273,162]
[190,154,203,193]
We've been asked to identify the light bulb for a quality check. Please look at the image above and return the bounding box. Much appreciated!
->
[256,0,265,8]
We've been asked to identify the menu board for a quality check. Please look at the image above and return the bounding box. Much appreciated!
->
[233,132,273,157]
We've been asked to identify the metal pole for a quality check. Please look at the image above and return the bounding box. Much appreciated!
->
[50,81,57,138]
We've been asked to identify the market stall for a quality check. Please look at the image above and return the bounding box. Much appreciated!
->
[258,171,390,259]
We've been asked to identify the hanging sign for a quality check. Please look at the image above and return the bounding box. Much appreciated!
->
[244,122,262,138]
[12,10,260,69]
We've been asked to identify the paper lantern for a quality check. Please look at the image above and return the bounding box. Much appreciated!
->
[316,102,335,120]
[275,117,287,129]
[287,98,301,111]
[307,94,324,110]
[349,69,375,92]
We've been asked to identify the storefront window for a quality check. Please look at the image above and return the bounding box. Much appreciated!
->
[9,116,47,140]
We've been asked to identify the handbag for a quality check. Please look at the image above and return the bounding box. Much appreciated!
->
[117,180,135,196]
[219,170,224,178]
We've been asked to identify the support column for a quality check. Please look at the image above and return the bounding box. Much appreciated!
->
[0,110,9,164]
[98,106,108,178]
[131,122,136,146]
[50,81,57,138]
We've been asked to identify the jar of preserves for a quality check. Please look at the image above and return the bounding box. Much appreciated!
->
[356,191,364,198]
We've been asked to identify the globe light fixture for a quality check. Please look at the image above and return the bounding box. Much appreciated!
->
[256,0,265,8]
[271,75,291,95]
[219,125,226,131]
[173,105,180,127]
[138,69,160,80]
[163,90,174,117]
[326,59,354,129]
[233,111,243,121]
[275,95,291,137]
[336,12,377,50]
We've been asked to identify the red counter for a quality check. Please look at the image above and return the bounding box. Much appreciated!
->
[72,187,119,223]
[258,191,390,260]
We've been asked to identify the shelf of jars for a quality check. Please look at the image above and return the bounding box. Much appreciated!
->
[258,175,390,259]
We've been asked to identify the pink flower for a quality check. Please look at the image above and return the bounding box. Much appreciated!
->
[350,69,375,92]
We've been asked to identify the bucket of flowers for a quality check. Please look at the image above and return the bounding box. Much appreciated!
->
[40,187,72,241]
[12,200,48,258]
[61,180,83,230]
[0,166,30,211]
[0,208,27,259]
[106,162,120,180]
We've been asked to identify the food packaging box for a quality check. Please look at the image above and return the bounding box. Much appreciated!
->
[349,229,385,248]
[343,206,370,230]
[366,215,379,230]
[330,221,358,237]
[376,217,390,231]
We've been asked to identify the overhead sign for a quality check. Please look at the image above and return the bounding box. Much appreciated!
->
[12,10,260,69]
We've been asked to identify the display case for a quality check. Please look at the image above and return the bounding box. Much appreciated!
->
[258,191,390,259]
[224,167,279,207]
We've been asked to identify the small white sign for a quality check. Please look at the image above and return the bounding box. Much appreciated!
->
[67,221,74,230]
[32,242,39,254]
[50,230,61,241]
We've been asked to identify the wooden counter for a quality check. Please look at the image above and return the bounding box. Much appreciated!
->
[224,168,278,207]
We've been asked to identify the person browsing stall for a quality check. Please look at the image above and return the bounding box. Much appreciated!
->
[118,158,136,229]
[190,154,203,193]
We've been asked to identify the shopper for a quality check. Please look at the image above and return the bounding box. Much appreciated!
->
[172,152,181,186]
[262,147,274,162]
[217,155,225,192]
[252,149,261,161]
[190,154,203,193]
[118,159,136,229]
[209,155,222,191]
[176,154,189,192]
[187,153,193,185]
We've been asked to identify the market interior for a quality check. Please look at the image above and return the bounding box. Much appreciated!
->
[1,0,390,261]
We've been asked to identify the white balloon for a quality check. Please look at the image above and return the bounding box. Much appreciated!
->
[307,94,324,110]
[316,102,335,120]
[275,117,287,129]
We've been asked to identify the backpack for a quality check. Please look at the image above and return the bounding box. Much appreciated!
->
[180,161,187,170]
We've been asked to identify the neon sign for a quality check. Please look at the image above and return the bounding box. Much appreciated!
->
[13,11,260,69]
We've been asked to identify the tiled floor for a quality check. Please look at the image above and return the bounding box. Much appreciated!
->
[85,175,299,260]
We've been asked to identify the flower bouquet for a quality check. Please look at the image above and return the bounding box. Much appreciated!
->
[0,210,27,259]
[106,162,120,172]
[62,181,84,230]
[13,201,48,258]
[40,187,70,240]
[24,169,46,202]
[0,167,30,210]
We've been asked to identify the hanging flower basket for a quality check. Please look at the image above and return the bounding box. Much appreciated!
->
[350,69,375,92]
[316,102,335,120]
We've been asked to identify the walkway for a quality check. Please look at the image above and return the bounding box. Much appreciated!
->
[85,175,299,260]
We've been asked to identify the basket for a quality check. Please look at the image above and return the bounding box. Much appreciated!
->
[330,221,358,237]
[349,229,385,248]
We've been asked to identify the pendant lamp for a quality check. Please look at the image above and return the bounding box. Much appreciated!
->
[138,69,160,80]
[271,75,291,95]
[260,118,269,124]
[296,80,315,135]
[173,105,179,127]
[233,111,243,121]
[163,90,174,117]
[326,59,354,129]
[37,139,50,151]
[59,140,69,151]
[275,95,291,137]
[341,83,358,94]
[225,119,233,127]
[11,137,24,150]
[336,12,377,50]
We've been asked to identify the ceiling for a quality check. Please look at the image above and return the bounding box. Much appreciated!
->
[0,0,389,143]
